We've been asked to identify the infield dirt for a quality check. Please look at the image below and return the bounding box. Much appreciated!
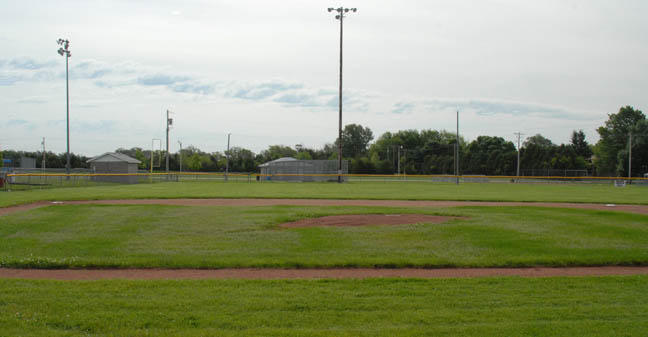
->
[2,198,647,280]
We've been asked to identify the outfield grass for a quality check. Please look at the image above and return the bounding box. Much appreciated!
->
[1,204,646,268]
[1,181,648,208]
[1,276,646,336]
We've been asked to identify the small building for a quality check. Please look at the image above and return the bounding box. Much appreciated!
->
[87,152,141,184]
[259,157,348,182]
[20,157,36,169]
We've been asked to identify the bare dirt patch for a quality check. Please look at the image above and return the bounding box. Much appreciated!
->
[280,214,457,228]
[0,201,51,216]
[3,199,648,216]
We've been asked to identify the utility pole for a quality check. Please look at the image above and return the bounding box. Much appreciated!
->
[225,133,231,182]
[41,137,46,171]
[57,38,71,176]
[398,145,402,175]
[628,133,632,179]
[328,6,357,183]
[455,110,459,185]
[515,132,524,178]
[392,145,396,174]
[177,140,183,172]
[403,149,407,175]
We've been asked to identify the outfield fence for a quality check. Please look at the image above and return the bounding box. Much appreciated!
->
[2,171,648,191]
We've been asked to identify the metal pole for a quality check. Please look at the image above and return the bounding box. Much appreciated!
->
[151,139,154,174]
[42,137,46,171]
[515,132,523,177]
[398,146,401,175]
[403,150,406,175]
[65,53,70,177]
[456,110,459,185]
[165,109,170,174]
[628,133,632,179]
[337,9,344,183]
[517,134,520,177]
[178,140,183,172]
[226,133,231,182]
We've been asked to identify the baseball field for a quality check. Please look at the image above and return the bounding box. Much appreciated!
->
[1,181,647,336]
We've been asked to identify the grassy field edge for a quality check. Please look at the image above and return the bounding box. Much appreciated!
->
[1,276,647,336]
[2,181,648,208]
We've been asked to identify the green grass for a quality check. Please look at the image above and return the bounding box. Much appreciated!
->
[2,204,647,268]
[1,276,646,336]
[1,181,648,208]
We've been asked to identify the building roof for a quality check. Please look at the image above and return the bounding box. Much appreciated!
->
[87,152,142,164]
[258,157,297,168]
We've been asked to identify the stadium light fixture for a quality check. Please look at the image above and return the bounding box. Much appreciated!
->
[57,38,71,176]
[327,6,357,183]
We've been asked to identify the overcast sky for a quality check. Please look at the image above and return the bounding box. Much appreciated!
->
[1,0,647,155]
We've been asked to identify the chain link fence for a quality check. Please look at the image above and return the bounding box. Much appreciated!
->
[3,171,648,191]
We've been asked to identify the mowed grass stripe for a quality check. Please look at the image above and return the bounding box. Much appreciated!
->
[0,276,646,336]
[2,181,648,208]
[1,204,647,268]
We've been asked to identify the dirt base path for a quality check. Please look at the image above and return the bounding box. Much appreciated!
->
[1,266,647,280]
[2,198,648,216]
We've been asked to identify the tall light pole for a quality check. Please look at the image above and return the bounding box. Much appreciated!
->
[455,110,460,185]
[57,38,71,176]
[515,132,524,178]
[166,110,173,174]
[41,137,46,171]
[628,133,633,179]
[177,140,183,172]
[225,133,231,182]
[328,6,357,183]
[398,145,402,175]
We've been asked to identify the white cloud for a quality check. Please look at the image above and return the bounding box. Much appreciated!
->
[2,0,646,155]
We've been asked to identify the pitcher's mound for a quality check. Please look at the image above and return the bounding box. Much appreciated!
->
[280,214,457,228]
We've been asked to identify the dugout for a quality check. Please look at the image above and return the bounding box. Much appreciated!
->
[87,152,141,184]
[259,157,349,182]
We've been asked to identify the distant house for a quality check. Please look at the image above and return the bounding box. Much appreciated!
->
[258,157,348,182]
[87,152,141,184]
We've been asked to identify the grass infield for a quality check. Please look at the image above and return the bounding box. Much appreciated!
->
[1,204,647,269]
[1,181,648,208]
[1,276,647,336]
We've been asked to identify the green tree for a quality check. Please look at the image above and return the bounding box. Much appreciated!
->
[227,147,257,172]
[367,129,464,175]
[520,134,557,174]
[186,153,203,171]
[337,124,374,159]
[463,136,517,175]
[613,119,648,177]
[595,106,646,176]
[134,148,147,169]
[258,145,297,164]
[524,134,554,148]
[570,130,592,159]
[296,151,312,160]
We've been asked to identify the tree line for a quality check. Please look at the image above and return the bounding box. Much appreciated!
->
[2,106,646,177]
